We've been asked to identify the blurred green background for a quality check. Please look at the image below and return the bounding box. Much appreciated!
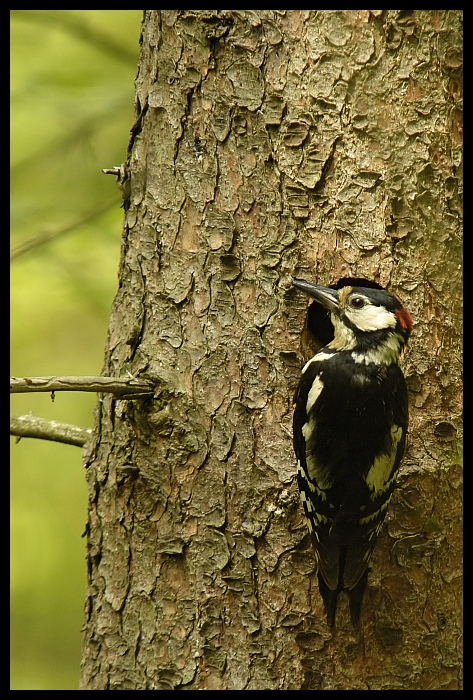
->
[10,10,143,689]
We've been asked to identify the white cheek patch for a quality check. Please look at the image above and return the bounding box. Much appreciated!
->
[345,304,397,332]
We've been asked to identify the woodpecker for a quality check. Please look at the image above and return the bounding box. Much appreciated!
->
[292,279,412,627]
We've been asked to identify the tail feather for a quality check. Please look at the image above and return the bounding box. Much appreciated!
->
[317,546,370,627]
[348,569,369,627]
[318,573,339,627]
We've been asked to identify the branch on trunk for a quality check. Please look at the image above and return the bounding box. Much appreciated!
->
[10,375,154,397]
[10,414,92,447]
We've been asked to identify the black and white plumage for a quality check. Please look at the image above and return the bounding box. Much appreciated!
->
[292,279,412,627]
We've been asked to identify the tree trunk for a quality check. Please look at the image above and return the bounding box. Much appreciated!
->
[80,10,462,690]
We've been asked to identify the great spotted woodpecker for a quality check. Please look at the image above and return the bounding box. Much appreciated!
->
[292,279,412,627]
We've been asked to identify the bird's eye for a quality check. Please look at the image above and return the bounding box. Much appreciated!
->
[350,296,366,309]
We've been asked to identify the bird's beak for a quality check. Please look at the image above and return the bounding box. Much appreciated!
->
[293,279,340,314]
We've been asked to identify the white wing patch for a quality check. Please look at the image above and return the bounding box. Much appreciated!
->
[306,375,324,413]
[302,352,333,373]
[364,424,403,496]
[304,448,332,491]
[301,378,333,492]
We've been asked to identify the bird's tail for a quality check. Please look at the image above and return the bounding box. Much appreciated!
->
[318,573,339,627]
[347,569,369,627]
[318,547,370,627]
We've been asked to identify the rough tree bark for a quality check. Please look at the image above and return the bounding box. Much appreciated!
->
[80,10,462,690]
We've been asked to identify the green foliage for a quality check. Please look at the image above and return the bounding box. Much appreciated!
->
[10,10,143,690]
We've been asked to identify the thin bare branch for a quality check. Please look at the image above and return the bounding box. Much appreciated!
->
[10,199,118,261]
[11,10,139,65]
[11,414,92,447]
[10,376,155,397]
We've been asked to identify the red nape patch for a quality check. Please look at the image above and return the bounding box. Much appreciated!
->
[395,308,413,332]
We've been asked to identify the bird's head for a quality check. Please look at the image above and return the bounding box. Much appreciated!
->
[293,279,412,364]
